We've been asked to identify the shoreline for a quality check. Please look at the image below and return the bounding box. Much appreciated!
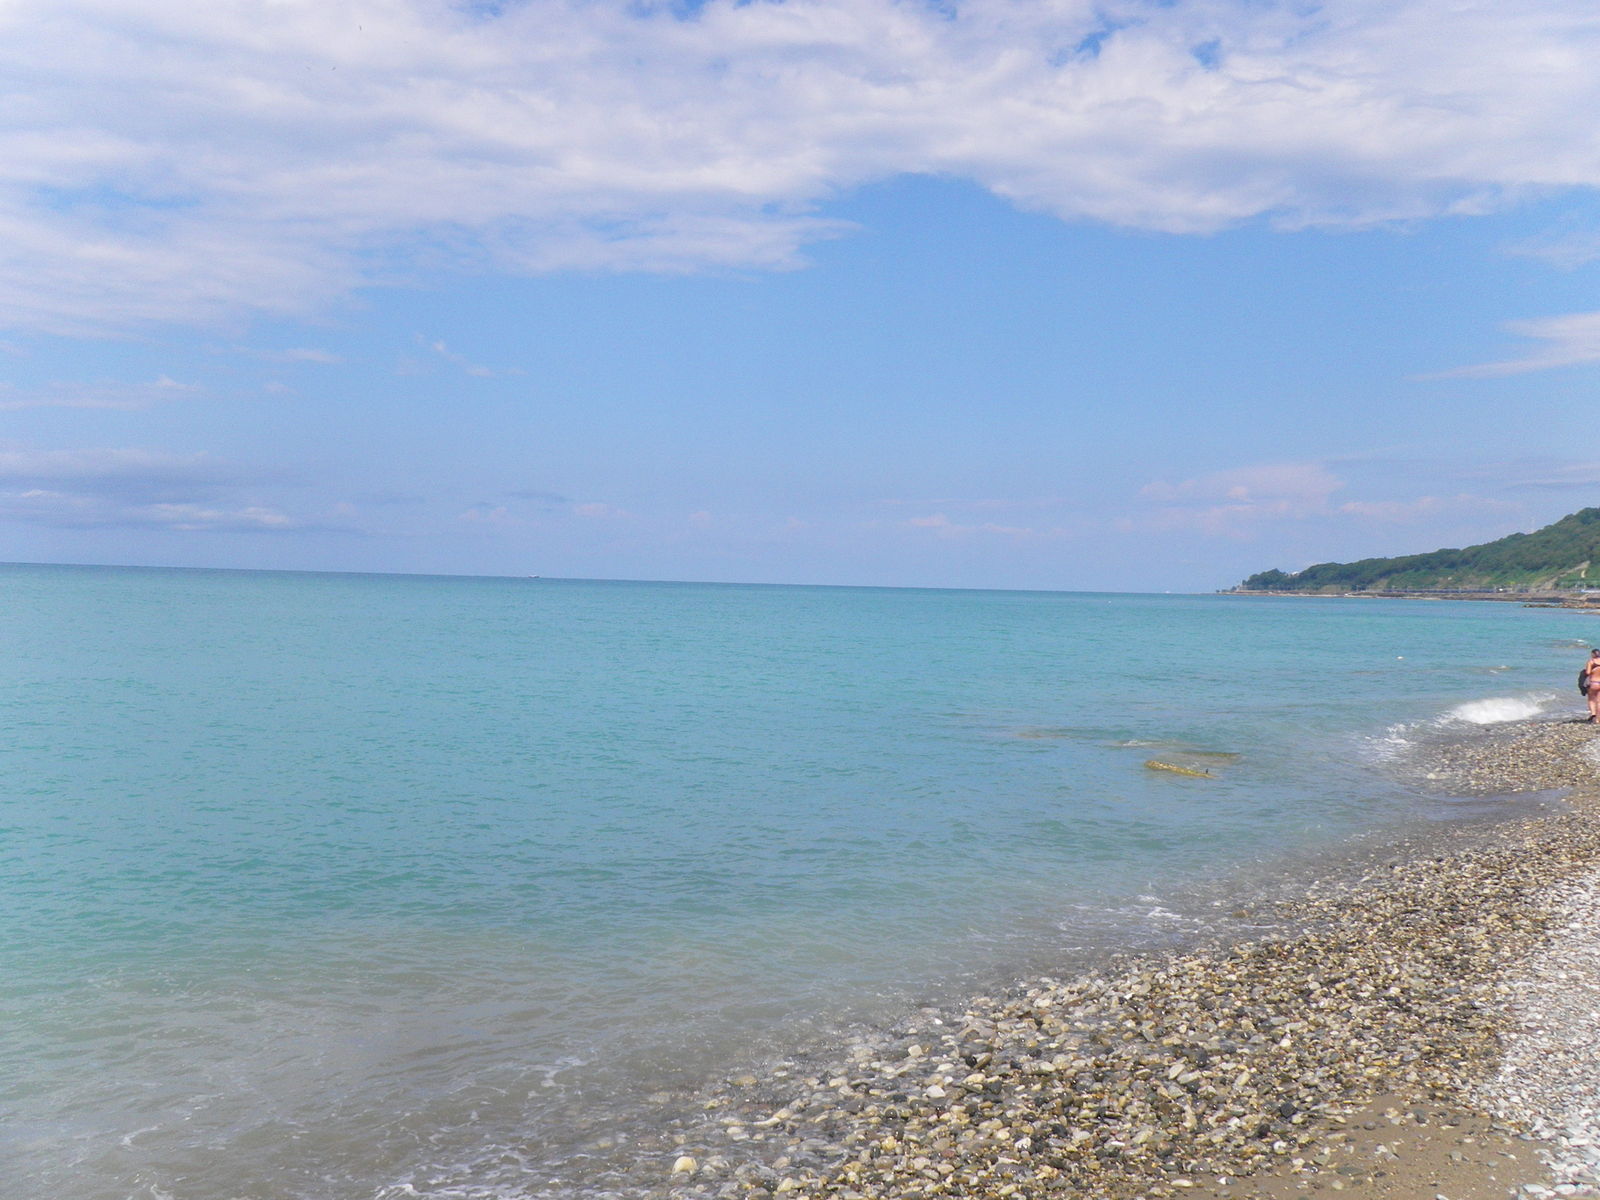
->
[644,719,1600,1200]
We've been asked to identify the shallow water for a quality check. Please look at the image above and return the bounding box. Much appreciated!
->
[1,566,1590,1199]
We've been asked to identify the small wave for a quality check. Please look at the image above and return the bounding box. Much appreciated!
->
[1376,691,1561,755]
[1364,724,1416,760]
[1367,692,1563,763]
[1442,694,1557,725]
[1111,739,1239,760]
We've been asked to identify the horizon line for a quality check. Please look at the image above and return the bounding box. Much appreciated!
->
[0,557,1213,598]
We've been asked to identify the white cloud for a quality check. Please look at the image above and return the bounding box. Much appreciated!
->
[1432,310,1600,377]
[4,0,1600,332]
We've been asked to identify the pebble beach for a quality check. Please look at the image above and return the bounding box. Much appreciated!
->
[639,718,1600,1200]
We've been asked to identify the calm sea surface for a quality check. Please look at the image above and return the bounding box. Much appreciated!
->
[2,565,1591,1199]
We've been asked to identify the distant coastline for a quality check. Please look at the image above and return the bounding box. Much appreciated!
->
[1234,507,1600,597]
[1223,586,1600,611]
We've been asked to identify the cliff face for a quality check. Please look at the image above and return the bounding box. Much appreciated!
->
[1237,508,1600,593]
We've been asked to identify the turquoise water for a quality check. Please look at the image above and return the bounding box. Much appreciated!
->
[2,564,1591,1199]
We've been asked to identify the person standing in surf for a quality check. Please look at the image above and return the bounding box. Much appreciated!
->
[1583,650,1600,722]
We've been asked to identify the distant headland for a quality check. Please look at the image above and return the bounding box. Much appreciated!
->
[1229,506,1600,604]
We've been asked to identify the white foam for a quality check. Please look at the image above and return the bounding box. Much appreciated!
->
[1443,694,1558,725]
[1367,723,1417,758]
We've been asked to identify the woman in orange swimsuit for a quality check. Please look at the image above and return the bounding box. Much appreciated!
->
[1584,650,1600,722]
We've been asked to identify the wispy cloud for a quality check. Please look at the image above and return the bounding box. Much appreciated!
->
[1131,460,1512,537]
[1504,230,1600,270]
[1503,464,1600,491]
[421,337,520,379]
[882,495,1095,541]
[458,502,516,526]
[227,345,343,365]
[0,445,306,531]
[1334,494,1516,523]
[0,489,302,531]
[1441,457,1600,492]
[572,501,631,520]
[902,513,1045,539]
[1134,462,1345,533]
[0,446,267,497]
[1431,310,1600,378]
[1138,462,1344,510]
[507,488,572,506]
[880,496,1070,512]
[5,1,1600,332]
[0,375,199,411]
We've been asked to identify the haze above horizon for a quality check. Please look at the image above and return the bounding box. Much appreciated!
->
[5,0,1600,593]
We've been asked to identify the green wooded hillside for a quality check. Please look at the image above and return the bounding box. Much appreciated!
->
[1237,508,1600,592]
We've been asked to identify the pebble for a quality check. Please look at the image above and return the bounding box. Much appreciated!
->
[1484,858,1600,1198]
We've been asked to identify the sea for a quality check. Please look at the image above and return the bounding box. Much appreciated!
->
[3,563,1594,1200]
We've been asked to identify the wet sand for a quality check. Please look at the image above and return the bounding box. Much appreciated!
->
[651,719,1600,1200]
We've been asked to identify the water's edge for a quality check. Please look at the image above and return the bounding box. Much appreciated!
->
[609,715,1600,1200]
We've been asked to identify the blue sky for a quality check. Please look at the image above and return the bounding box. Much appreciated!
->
[4,0,1600,591]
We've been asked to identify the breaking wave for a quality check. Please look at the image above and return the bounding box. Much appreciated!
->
[1443,694,1559,725]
